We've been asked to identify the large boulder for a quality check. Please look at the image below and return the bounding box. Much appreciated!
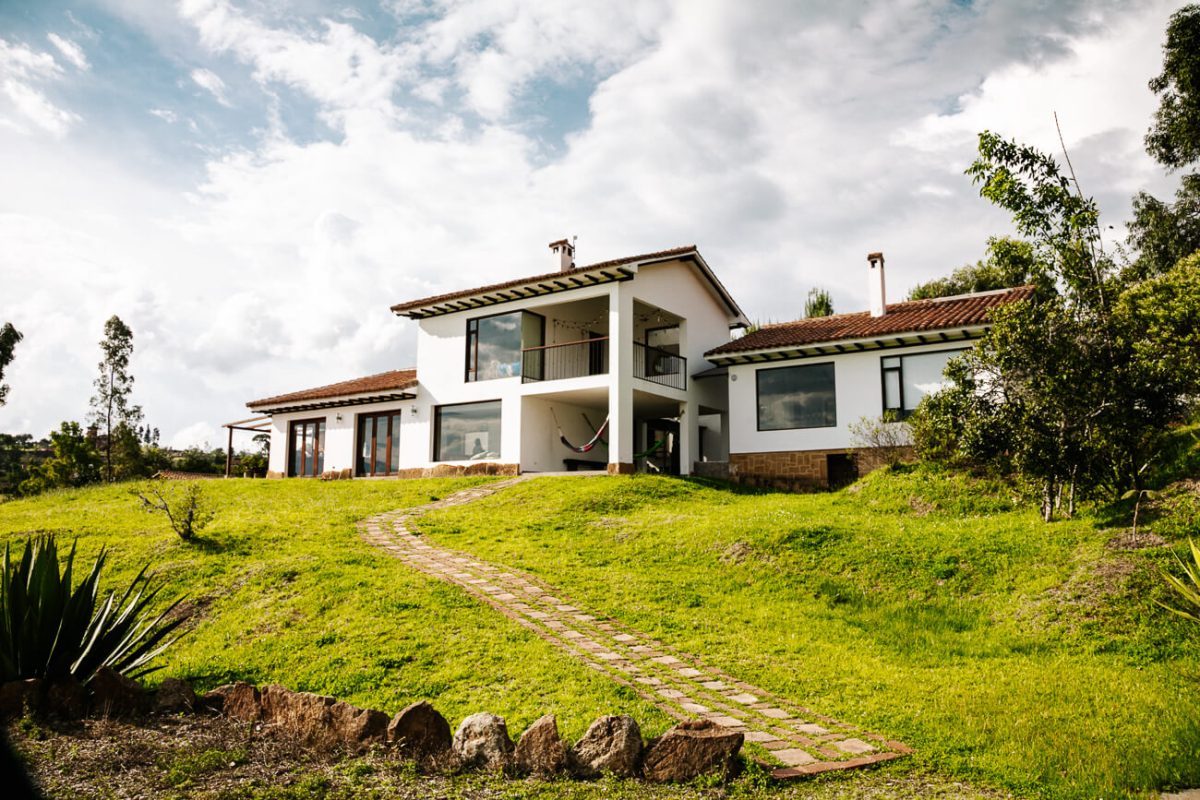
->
[154,678,197,714]
[387,700,453,762]
[259,685,387,752]
[641,719,744,783]
[452,712,513,772]
[87,668,146,717]
[201,681,261,721]
[569,715,642,778]
[44,678,87,719]
[513,714,567,777]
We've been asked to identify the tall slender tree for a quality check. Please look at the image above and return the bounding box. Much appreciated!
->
[803,287,834,318]
[0,322,23,407]
[89,316,142,482]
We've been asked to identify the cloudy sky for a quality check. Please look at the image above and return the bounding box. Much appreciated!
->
[0,0,1188,449]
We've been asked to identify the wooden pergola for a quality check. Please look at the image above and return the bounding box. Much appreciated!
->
[222,415,272,478]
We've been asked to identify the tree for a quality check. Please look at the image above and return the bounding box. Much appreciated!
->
[803,287,834,318]
[1145,4,1200,170]
[89,316,142,482]
[1126,174,1200,280]
[19,422,102,495]
[0,433,33,496]
[908,237,1049,300]
[0,323,22,407]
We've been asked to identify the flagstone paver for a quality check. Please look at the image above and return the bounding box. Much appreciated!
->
[358,476,910,778]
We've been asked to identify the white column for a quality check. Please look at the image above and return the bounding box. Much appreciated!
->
[678,398,699,475]
[608,283,635,473]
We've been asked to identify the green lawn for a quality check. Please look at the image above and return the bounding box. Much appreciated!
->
[415,470,1200,800]
[1,471,1198,799]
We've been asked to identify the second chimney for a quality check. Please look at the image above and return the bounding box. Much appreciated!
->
[549,238,575,272]
[867,252,886,317]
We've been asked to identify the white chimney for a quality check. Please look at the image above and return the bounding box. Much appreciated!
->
[549,238,575,272]
[867,251,886,317]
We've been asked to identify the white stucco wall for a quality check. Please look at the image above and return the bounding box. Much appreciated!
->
[727,341,971,454]
[266,397,414,476]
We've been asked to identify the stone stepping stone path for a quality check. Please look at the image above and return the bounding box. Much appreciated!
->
[358,476,910,778]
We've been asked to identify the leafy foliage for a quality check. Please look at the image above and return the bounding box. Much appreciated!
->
[908,237,1048,300]
[133,482,214,541]
[0,322,22,407]
[1158,539,1200,626]
[1145,4,1200,170]
[802,287,833,318]
[18,422,102,496]
[0,534,185,682]
[1126,174,1200,280]
[89,316,143,483]
[847,412,910,468]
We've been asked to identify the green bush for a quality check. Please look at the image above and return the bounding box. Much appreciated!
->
[1159,539,1200,625]
[0,534,186,682]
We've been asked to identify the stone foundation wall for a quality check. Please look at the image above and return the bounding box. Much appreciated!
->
[729,447,914,492]
[393,463,520,479]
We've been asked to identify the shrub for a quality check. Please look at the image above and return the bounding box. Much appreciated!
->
[1159,539,1200,626]
[133,482,214,541]
[848,412,911,468]
[0,535,185,682]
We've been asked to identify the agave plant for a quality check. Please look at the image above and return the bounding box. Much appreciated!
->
[1158,538,1200,625]
[0,535,186,683]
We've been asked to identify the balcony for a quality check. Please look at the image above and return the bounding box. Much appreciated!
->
[634,341,686,390]
[522,337,609,382]
[521,337,686,391]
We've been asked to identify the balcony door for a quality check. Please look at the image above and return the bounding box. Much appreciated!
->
[288,419,325,477]
[357,412,403,476]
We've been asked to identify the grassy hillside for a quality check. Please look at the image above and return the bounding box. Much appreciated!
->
[1,469,1198,799]
[417,469,1200,800]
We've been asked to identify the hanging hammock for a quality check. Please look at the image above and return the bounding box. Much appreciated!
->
[635,438,665,460]
[551,408,609,454]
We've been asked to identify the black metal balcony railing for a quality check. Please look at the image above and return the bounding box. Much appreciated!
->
[522,337,609,383]
[634,342,686,390]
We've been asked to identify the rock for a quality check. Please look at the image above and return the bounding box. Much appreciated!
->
[329,701,389,753]
[641,719,744,783]
[387,700,453,761]
[452,712,513,772]
[259,685,387,752]
[513,714,567,777]
[569,715,642,778]
[86,668,145,717]
[44,678,87,719]
[154,678,197,713]
[0,679,40,719]
[201,681,261,721]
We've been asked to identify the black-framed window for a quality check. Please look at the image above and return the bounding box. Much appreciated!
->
[465,311,544,382]
[434,400,502,461]
[881,349,967,418]
[287,418,325,477]
[756,363,836,431]
[357,411,403,476]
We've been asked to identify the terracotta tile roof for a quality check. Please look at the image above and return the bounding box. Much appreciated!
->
[390,245,699,315]
[706,286,1035,357]
[248,369,417,409]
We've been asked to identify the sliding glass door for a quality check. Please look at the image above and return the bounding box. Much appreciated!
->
[357,412,403,476]
[287,419,325,477]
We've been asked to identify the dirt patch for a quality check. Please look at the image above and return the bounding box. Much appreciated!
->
[907,496,936,516]
[718,541,753,565]
[1106,530,1168,551]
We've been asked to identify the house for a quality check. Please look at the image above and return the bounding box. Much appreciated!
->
[247,242,748,479]
[245,244,1031,486]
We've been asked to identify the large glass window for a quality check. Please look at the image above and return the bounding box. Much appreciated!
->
[881,349,966,418]
[287,419,325,477]
[434,400,502,461]
[465,311,544,382]
[756,363,837,431]
[357,411,403,476]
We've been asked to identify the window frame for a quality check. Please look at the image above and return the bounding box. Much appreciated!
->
[355,410,404,477]
[879,347,969,420]
[464,310,545,383]
[287,417,326,478]
[433,399,503,462]
[755,362,838,432]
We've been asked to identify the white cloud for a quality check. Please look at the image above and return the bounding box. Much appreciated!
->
[46,33,89,71]
[149,107,178,123]
[169,421,219,450]
[0,38,78,138]
[190,66,231,106]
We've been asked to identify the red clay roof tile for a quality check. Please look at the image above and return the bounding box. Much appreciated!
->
[247,368,417,409]
[705,286,1035,356]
